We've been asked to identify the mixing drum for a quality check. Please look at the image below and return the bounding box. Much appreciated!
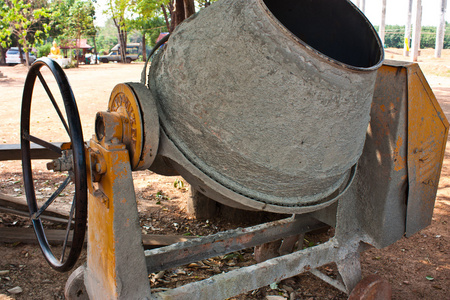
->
[147,0,384,211]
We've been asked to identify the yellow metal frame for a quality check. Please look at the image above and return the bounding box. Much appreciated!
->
[84,134,150,299]
[406,63,449,236]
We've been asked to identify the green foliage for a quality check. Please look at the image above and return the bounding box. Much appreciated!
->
[375,24,450,49]
[96,18,118,54]
[50,0,96,42]
[0,0,50,65]
[105,0,137,62]
[36,42,51,57]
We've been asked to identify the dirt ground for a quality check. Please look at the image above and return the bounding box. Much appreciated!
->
[0,48,449,300]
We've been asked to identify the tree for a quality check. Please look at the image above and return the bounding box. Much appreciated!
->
[106,0,133,63]
[48,0,96,66]
[132,0,165,61]
[0,0,8,64]
[130,15,165,62]
[128,0,214,63]
[96,18,118,54]
[65,0,96,66]
[0,0,50,66]
[160,0,195,33]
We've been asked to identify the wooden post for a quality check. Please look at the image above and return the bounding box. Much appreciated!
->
[404,0,413,56]
[435,0,448,58]
[380,0,387,45]
[411,0,422,62]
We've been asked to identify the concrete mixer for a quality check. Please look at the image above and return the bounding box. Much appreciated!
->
[6,0,447,299]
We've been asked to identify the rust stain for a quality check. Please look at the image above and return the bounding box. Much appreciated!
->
[393,136,406,171]
[379,104,386,112]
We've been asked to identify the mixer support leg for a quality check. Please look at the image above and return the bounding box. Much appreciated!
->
[336,252,362,294]
[67,140,152,300]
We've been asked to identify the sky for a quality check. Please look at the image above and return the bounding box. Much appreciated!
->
[95,0,449,28]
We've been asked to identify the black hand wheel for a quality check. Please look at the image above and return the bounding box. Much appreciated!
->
[21,58,87,272]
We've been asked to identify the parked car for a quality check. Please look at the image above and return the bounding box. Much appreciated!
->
[5,47,37,65]
[99,43,140,63]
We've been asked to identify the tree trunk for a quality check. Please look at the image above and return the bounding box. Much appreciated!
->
[75,34,80,68]
[183,0,195,19]
[173,0,185,29]
[93,34,98,64]
[411,0,422,62]
[18,44,25,65]
[19,43,30,67]
[24,52,30,68]
[114,18,127,63]
[142,32,147,62]
[0,46,5,65]
[171,0,195,30]
[380,0,387,45]
[122,30,128,63]
[404,0,413,56]
[435,0,447,58]
[161,4,171,33]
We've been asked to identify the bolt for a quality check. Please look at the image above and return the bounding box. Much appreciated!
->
[46,161,56,170]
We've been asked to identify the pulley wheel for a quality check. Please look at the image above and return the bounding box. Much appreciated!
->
[348,275,392,300]
[21,58,87,272]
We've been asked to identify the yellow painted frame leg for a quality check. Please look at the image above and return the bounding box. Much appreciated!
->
[84,139,151,299]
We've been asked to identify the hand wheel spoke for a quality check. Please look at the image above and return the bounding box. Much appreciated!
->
[32,176,71,220]
[23,133,62,155]
[61,197,76,262]
[37,70,71,135]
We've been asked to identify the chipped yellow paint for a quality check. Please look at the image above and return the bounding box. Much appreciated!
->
[406,63,449,236]
[393,136,406,171]
[408,65,449,186]
[86,140,131,299]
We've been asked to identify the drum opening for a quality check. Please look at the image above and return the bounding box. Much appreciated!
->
[262,0,383,69]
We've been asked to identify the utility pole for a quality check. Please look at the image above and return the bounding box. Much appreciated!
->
[361,0,366,13]
[380,0,387,45]
[435,0,448,58]
[356,0,360,9]
[404,0,413,56]
[411,0,422,62]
